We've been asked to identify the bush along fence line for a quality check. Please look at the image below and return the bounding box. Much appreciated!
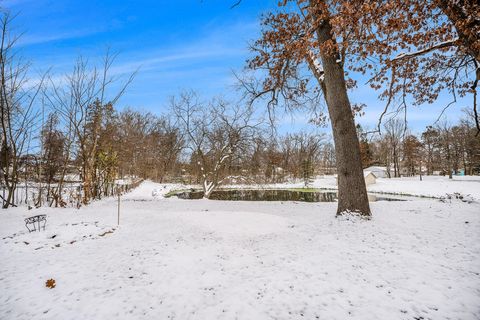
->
[0,179,143,209]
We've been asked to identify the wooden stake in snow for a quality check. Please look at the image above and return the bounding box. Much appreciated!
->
[117,187,121,225]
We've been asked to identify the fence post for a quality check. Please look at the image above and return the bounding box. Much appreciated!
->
[77,186,81,208]
[117,186,121,225]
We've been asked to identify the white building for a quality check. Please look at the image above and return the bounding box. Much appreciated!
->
[364,166,388,178]
[335,171,377,186]
[363,171,377,186]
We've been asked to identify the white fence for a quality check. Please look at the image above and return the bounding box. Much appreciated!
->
[1,179,143,208]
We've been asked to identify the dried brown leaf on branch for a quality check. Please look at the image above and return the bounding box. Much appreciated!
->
[247,0,479,132]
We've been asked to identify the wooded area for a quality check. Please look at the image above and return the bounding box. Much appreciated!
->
[1,1,479,214]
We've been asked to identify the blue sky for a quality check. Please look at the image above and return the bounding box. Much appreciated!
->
[4,0,469,135]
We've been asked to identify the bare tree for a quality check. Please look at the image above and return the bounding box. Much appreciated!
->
[115,109,184,181]
[436,121,454,179]
[147,117,184,182]
[277,131,324,182]
[0,12,45,208]
[459,109,480,175]
[39,113,66,205]
[320,142,336,175]
[384,119,405,178]
[421,126,440,176]
[43,51,135,204]
[172,91,259,198]
[402,134,423,177]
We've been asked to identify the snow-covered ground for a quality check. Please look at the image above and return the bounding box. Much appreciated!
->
[367,176,480,200]
[229,175,480,201]
[1,180,479,319]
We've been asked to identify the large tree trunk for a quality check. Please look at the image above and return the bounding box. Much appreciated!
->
[312,2,371,217]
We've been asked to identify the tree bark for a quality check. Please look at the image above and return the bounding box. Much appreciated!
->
[311,2,371,216]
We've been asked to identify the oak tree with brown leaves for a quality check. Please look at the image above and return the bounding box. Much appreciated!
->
[345,0,479,132]
[245,0,372,216]
[243,0,479,216]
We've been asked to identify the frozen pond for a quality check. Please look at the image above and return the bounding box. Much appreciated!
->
[169,189,416,202]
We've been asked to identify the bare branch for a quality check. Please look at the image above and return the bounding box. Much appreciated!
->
[392,38,458,62]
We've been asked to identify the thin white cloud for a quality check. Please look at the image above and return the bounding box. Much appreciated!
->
[108,20,255,76]
[111,47,246,75]
[17,28,105,46]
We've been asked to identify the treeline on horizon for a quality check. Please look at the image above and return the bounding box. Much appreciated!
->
[1,7,479,209]
[3,70,479,209]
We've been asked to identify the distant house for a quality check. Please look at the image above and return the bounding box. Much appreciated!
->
[335,171,377,186]
[364,171,377,186]
[364,166,388,178]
